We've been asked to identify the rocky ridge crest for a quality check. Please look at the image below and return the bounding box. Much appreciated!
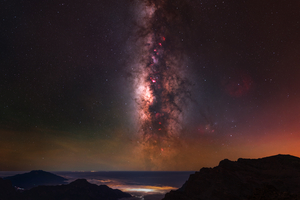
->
[163,154,300,200]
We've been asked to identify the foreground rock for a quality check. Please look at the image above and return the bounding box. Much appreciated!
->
[0,178,131,200]
[163,154,300,200]
[4,170,67,189]
[0,178,17,200]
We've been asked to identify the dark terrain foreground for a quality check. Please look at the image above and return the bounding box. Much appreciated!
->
[0,178,131,200]
[163,154,300,200]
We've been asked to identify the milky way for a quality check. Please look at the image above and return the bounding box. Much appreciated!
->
[129,0,192,168]
[2,0,300,171]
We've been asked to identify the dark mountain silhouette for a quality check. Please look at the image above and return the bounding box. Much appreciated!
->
[20,178,132,200]
[3,170,67,189]
[0,178,131,200]
[163,154,300,200]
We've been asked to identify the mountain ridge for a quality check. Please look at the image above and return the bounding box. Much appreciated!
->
[3,170,68,189]
[163,154,300,200]
[0,177,131,200]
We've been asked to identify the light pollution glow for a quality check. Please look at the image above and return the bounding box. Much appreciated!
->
[63,177,177,195]
[118,185,177,194]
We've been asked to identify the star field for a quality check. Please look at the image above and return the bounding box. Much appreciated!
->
[1,0,300,171]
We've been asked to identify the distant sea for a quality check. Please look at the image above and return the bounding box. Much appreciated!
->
[0,171,194,200]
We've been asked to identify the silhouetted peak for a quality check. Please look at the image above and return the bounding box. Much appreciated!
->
[27,170,64,177]
[30,170,44,172]
[29,170,48,174]
[4,170,67,189]
[69,179,91,187]
[163,154,300,200]
[218,158,234,167]
[15,178,132,200]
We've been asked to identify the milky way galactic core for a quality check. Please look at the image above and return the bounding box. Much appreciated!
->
[130,0,192,168]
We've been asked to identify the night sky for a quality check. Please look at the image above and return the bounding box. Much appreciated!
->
[1,0,300,171]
